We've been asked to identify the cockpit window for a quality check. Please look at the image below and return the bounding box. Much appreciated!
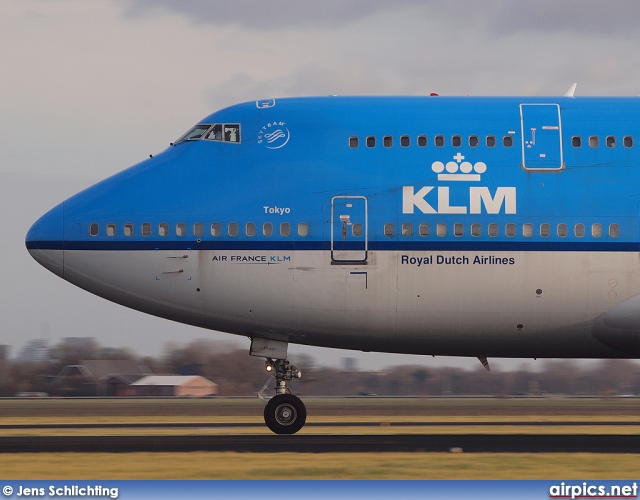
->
[176,123,241,145]
[175,124,211,144]
[203,123,241,143]
[225,124,240,142]
[204,124,222,141]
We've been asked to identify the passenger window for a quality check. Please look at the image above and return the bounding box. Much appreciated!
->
[142,223,151,237]
[469,135,479,147]
[280,222,290,237]
[176,223,186,236]
[384,223,394,237]
[557,223,568,237]
[417,135,427,147]
[574,223,585,238]
[246,222,256,237]
[352,223,362,237]
[400,135,410,147]
[418,223,429,237]
[89,223,99,237]
[228,222,238,237]
[124,223,133,237]
[193,223,204,237]
[606,136,616,148]
[436,223,446,237]
[366,136,376,148]
[263,222,273,237]
[503,136,513,147]
[523,223,533,237]
[211,223,221,236]
[540,223,550,237]
[402,223,412,237]
[589,136,599,148]
[454,223,463,237]
[224,124,240,143]
[471,223,481,237]
[505,223,516,237]
[592,223,602,238]
[159,223,169,237]
[609,223,620,238]
[572,136,582,147]
[624,136,633,148]
[435,135,444,147]
[452,135,462,147]
[349,137,359,148]
[298,222,309,237]
[106,224,116,237]
[488,223,498,237]
[486,135,496,147]
[383,136,393,148]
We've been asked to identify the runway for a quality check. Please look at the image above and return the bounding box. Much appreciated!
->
[2,433,640,453]
[2,420,640,429]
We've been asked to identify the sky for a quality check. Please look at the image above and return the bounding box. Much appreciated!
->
[2,0,640,371]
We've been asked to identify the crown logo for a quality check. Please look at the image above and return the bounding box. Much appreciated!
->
[432,153,486,181]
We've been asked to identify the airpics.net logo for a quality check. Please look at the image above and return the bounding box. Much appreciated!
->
[258,121,290,149]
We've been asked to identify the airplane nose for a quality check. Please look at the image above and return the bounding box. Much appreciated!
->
[25,202,64,278]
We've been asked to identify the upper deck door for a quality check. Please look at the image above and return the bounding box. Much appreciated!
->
[520,104,564,170]
[330,195,368,263]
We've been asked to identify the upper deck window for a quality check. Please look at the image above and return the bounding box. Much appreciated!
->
[175,124,211,144]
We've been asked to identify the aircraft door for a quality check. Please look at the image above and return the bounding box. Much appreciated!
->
[520,103,564,170]
[330,195,368,263]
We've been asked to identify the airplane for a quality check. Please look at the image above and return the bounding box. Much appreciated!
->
[26,88,640,434]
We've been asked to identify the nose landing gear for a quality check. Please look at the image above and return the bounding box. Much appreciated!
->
[258,357,306,434]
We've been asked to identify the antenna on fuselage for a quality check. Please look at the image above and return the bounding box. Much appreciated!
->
[564,83,578,97]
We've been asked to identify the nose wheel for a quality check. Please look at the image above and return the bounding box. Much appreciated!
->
[264,393,307,434]
[257,357,306,434]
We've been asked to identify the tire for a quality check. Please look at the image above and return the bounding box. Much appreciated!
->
[264,394,307,434]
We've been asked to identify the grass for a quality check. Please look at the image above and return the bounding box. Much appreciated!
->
[1,452,640,480]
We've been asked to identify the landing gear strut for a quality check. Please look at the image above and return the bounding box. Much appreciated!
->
[257,357,306,434]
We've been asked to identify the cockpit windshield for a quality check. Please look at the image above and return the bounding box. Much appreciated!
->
[174,124,211,144]
[174,123,241,145]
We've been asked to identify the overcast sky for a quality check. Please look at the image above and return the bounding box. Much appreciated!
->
[2,0,640,371]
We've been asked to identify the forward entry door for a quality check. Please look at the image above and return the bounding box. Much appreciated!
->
[330,195,368,263]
